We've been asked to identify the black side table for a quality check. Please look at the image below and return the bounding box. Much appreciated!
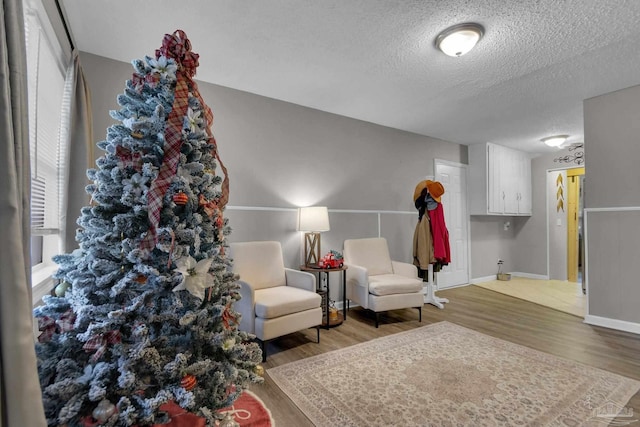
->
[300,264,348,329]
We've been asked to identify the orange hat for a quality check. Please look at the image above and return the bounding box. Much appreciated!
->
[426,180,445,203]
[413,180,428,202]
[414,180,445,203]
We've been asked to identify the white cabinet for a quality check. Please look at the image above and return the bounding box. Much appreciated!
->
[468,143,532,216]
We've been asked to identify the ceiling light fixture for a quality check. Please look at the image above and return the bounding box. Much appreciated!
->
[541,135,569,147]
[435,23,484,57]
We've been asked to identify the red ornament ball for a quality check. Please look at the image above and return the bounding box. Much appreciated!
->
[173,192,188,205]
[181,374,197,391]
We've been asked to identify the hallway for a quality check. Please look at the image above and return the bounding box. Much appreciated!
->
[474,276,585,317]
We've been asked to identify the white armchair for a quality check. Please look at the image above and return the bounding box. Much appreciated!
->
[229,241,322,361]
[343,237,424,327]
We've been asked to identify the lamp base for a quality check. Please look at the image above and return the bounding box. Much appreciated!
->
[304,232,321,267]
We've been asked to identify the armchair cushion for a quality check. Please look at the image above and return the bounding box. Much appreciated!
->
[254,286,322,319]
[369,274,423,296]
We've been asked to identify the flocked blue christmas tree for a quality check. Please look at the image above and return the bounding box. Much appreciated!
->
[33,30,263,427]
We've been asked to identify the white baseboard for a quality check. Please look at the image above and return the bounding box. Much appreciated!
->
[584,315,640,335]
[335,300,359,310]
[438,283,471,290]
[471,273,549,283]
[470,275,497,284]
[510,272,549,280]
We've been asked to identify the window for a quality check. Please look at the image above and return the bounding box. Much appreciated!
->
[24,3,70,302]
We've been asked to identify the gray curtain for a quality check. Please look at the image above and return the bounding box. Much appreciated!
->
[0,0,47,425]
[62,50,93,252]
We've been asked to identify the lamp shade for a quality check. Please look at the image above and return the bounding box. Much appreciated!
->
[297,206,330,232]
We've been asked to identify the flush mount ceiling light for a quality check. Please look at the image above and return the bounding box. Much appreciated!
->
[541,135,569,147]
[435,23,484,57]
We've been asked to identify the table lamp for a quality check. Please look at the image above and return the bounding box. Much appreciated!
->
[297,206,330,267]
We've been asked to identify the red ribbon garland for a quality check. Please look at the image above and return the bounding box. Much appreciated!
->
[83,330,122,362]
[141,30,230,251]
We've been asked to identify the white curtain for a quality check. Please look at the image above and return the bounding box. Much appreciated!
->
[0,0,47,425]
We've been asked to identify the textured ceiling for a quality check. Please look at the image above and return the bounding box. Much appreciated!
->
[59,0,640,154]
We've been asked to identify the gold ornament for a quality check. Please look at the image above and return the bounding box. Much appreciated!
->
[255,364,264,377]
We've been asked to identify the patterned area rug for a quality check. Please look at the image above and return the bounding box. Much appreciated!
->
[268,322,639,426]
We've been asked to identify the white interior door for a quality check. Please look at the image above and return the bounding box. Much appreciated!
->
[435,160,470,288]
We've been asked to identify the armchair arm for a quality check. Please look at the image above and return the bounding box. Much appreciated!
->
[345,263,370,309]
[233,280,256,334]
[392,260,419,279]
[284,268,316,292]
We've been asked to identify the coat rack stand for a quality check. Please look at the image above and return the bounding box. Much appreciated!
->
[423,264,449,309]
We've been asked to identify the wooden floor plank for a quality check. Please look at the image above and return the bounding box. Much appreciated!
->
[249,286,640,426]
[474,277,585,317]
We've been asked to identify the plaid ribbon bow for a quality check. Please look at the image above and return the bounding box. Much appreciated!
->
[198,194,219,218]
[37,309,76,343]
[221,304,237,330]
[141,30,229,251]
[132,73,160,92]
[83,330,122,362]
[37,316,57,343]
[116,145,143,171]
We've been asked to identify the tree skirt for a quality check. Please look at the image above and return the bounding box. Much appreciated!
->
[218,390,274,427]
[268,321,640,426]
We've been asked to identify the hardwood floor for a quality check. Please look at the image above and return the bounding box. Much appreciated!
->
[249,285,640,426]
[474,277,586,317]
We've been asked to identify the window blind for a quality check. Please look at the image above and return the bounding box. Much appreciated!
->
[24,6,68,269]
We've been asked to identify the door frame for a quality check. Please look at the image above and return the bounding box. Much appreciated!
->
[545,166,585,281]
[566,167,585,282]
[435,159,471,287]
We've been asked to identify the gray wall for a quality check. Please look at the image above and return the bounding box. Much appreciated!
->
[585,85,640,209]
[469,216,517,279]
[584,84,640,324]
[78,52,466,300]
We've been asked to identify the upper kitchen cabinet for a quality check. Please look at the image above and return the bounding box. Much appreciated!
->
[468,142,532,216]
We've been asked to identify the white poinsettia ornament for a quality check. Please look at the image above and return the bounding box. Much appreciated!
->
[172,255,214,300]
